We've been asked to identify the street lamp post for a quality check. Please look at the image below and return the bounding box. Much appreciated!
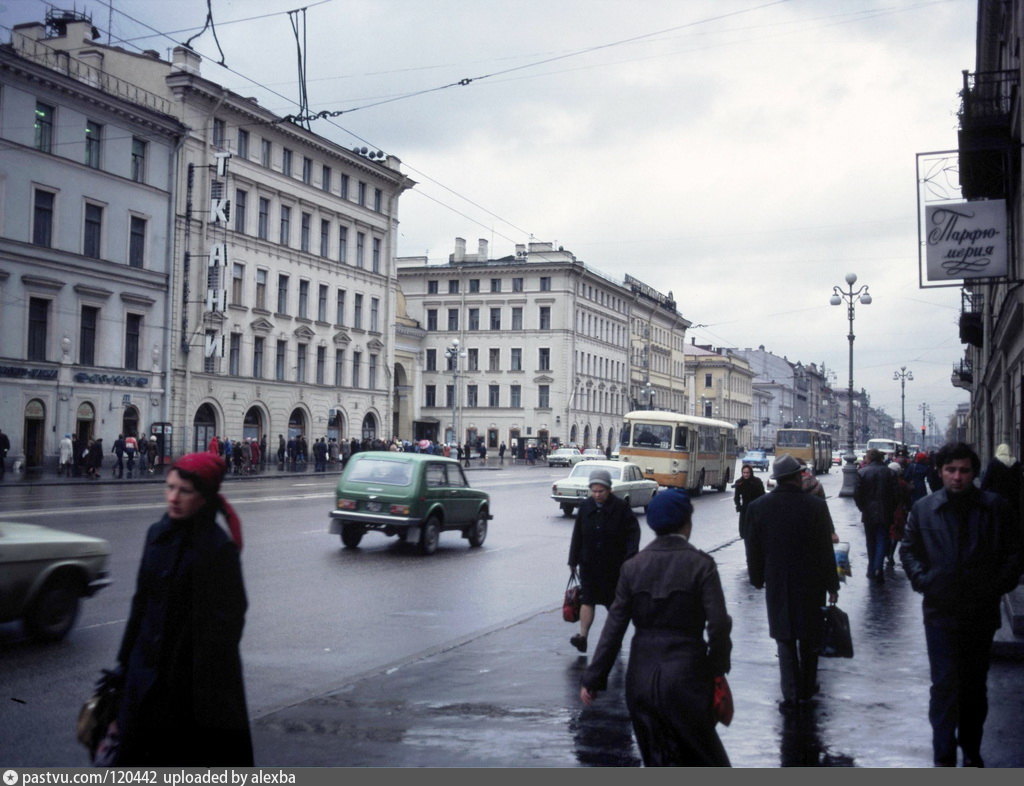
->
[641,380,654,410]
[893,367,913,446]
[918,402,930,448]
[830,273,871,497]
[445,339,466,447]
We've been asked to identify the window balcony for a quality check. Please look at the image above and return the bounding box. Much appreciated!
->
[957,69,1018,200]
[958,288,984,348]
[951,359,973,390]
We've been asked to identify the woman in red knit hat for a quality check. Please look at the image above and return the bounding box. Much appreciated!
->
[99,452,252,766]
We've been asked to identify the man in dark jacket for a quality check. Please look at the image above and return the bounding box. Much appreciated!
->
[567,468,641,653]
[853,448,899,582]
[900,442,1022,767]
[747,454,839,711]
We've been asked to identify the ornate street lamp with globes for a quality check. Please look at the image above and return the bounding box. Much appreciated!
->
[893,366,913,446]
[830,273,871,497]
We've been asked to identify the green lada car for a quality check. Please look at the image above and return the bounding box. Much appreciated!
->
[329,452,491,555]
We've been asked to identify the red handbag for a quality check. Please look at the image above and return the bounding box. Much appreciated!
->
[713,675,734,726]
[563,571,581,623]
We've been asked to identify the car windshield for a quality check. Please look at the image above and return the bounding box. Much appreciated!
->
[569,464,623,480]
[747,451,765,458]
[346,459,414,486]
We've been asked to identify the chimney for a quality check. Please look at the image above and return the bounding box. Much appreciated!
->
[172,45,202,75]
[453,237,466,263]
[477,238,488,260]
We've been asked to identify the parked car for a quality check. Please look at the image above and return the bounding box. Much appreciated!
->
[329,452,491,555]
[742,449,770,472]
[551,460,659,517]
[0,522,111,642]
[580,449,606,461]
[547,448,584,468]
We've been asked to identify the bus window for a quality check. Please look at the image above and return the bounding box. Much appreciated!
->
[632,424,672,448]
[674,427,688,450]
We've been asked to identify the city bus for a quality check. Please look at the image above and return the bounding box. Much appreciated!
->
[865,437,907,460]
[774,428,833,474]
[618,411,737,495]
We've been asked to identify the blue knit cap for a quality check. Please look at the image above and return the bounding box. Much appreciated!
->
[645,487,693,534]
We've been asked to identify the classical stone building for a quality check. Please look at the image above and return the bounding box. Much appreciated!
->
[683,343,755,449]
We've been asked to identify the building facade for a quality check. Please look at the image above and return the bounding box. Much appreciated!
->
[684,343,755,448]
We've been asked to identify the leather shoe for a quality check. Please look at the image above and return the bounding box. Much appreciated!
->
[962,754,984,767]
[570,634,587,653]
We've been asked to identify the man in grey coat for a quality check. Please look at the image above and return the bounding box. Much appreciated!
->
[747,454,839,711]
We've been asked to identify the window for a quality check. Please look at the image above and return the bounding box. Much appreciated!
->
[538,347,550,371]
[489,308,501,330]
[255,269,267,309]
[334,349,345,386]
[353,294,363,329]
[258,197,269,239]
[538,384,550,408]
[511,307,523,331]
[370,297,379,332]
[445,385,454,408]
[510,384,521,408]
[539,306,551,330]
[489,385,500,407]
[490,278,501,293]
[705,373,713,388]
[512,277,523,292]
[261,138,272,168]
[338,226,348,263]
[84,203,103,258]
[321,165,331,192]
[467,348,478,371]
[85,120,102,168]
[80,305,98,366]
[28,298,49,361]
[373,188,382,212]
[212,118,225,147]
[229,333,241,376]
[356,232,365,268]
[425,384,437,407]
[428,280,439,294]
[35,102,54,152]
[510,347,522,371]
[279,205,291,246]
[124,215,146,268]
[318,284,328,322]
[300,212,311,252]
[357,181,366,206]
[540,276,552,291]
[296,343,307,382]
[372,237,381,273]
[427,309,438,331]
[448,280,460,294]
[253,336,264,378]
[125,314,142,370]
[340,173,350,199]
[317,220,330,258]
[369,355,378,389]
[282,147,293,176]
[131,137,147,182]
[302,157,312,184]
[489,347,500,371]
[447,308,459,331]
[468,308,480,331]
[466,385,478,407]
[277,274,289,314]
[425,348,437,371]
[335,289,346,325]
[236,128,249,158]
[298,280,309,319]
[316,346,326,384]
[352,351,361,387]
[32,189,54,247]
[275,340,286,380]
[234,189,247,233]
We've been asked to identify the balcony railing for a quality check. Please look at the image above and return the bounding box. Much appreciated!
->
[958,69,1018,200]
[951,359,973,390]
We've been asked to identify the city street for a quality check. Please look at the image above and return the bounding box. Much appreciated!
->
[1,460,1022,767]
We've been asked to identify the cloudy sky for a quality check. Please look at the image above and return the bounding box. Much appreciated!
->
[3,0,978,435]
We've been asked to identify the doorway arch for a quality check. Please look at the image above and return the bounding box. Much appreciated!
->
[193,403,217,453]
[75,401,96,446]
[243,406,264,442]
[328,408,345,443]
[23,398,46,468]
[288,407,307,439]
[122,405,141,440]
[583,424,591,449]
[361,412,377,441]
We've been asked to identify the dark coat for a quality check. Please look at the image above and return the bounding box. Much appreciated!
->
[732,475,766,539]
[900,487,1022,629]
[582,535,731,767]
[746,484,838,641]
[115,512,252,766]
[568,493,640,607]
[904,460,933,504]
[854,460,899,526]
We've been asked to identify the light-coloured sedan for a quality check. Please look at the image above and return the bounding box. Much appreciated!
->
[551,460,659,517]
[0,522,112,642]
[547,448,584,468]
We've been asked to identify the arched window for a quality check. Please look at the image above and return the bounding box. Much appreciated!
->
[361,412,377,440]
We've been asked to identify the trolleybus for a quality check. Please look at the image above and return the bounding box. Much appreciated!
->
[773,428,833,474]
[618,411,737,495]
[865,437,907,461]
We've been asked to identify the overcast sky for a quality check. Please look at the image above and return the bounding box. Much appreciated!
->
[3,0,979,436]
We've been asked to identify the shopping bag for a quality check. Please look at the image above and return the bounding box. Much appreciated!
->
[713,675,734,726]
[563,570,581,623]
[819,603,854,658]
[834,542,851,582]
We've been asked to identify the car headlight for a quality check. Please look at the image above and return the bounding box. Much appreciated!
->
[337,498,356,510]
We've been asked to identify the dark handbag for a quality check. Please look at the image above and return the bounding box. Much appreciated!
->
[563,570,581,623]
[713,675,734,726]
[819,603,854,658]
[77,670,122,764]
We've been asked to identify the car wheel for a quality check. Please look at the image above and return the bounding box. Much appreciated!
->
[561,503,574,517]
[340,522,364,549]
[467,510,488,548]
[419,515,441,555]
[691,469,705,497]
[24,575,81,642]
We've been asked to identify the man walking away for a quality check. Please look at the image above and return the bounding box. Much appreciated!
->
[900,442,1023,767]
[747,454,839,712]
[112,435,125,478]
[854,448,898,583]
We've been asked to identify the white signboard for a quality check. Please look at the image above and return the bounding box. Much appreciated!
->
[925,200,1008,281]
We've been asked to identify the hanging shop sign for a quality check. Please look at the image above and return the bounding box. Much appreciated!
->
[924,199,1008,281]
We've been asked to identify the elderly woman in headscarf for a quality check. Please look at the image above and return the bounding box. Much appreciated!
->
[102,452,252,766]
[580,488,732,767]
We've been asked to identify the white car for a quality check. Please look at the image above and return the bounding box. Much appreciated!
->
[580,449,606,461]
[0,522,111,641]
[551,460,659,517]
[547,448,584,468]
